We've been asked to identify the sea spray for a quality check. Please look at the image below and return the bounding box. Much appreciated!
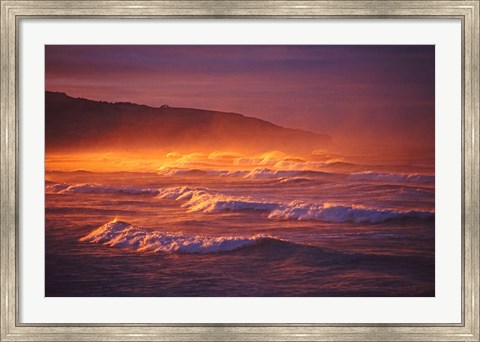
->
[156,187,434,223]
[80,220,275,254]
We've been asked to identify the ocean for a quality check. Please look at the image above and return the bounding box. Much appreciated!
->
[45,155,435,297]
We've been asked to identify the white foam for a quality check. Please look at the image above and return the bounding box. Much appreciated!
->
[156,186,197,199]
[207,170,250,177]
[157,168,206,177]
[158,167,308,179]
[157,187,434,223]
[156,166,336,180]
[45,182,71,193]
[348,172,435,184]
[46,182,160,195]
[243,168,333,180]
[243,168,303,179]
[157,187,277,213]
[80,220,273,254]
[278,177,313,184]
[268,201,434,223]
[184,191,278,213]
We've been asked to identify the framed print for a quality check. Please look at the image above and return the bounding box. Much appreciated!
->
[1,1,479,341]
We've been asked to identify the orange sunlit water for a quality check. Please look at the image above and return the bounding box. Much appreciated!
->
[44,42,436,297]
[45,147,432,174]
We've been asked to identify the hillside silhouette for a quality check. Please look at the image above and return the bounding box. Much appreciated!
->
[46,91,331,154]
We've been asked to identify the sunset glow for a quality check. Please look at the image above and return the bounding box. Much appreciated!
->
[45,45,435,297]
[46,45,434,153]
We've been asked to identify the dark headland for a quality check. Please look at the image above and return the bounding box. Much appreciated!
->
[46,91,331,154]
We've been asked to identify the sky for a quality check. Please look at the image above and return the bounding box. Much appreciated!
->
[45,45,435,151]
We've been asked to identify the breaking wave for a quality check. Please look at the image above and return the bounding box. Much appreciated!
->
[348,172,434,184]
[46,182,160,195]
[157,168,207,177]
[157,187,278,213]
[268,201,434,223]
[243,168,304,179]
[157,186,434,223]
[158,167,330,180]
[80,220,275,254]
[278,177,314,184]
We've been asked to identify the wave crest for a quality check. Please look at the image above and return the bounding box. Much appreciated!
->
[157,187,277,213]
[268,201,434,223]
[349,172,434,184]
[80,220,273,254]
[46,182,160,195]
[243,168,302,179]
[157,187,434,223]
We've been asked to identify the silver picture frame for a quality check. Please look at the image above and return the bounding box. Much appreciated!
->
[1,1,479,341]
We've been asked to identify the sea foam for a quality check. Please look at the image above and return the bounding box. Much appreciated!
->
[80,220,272,254]
[158,167,329,180]
[268,201,434,223]
[46,182,160,195]
[348,172,434,184]
[157,187,278,213]
[157,186,434,223]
